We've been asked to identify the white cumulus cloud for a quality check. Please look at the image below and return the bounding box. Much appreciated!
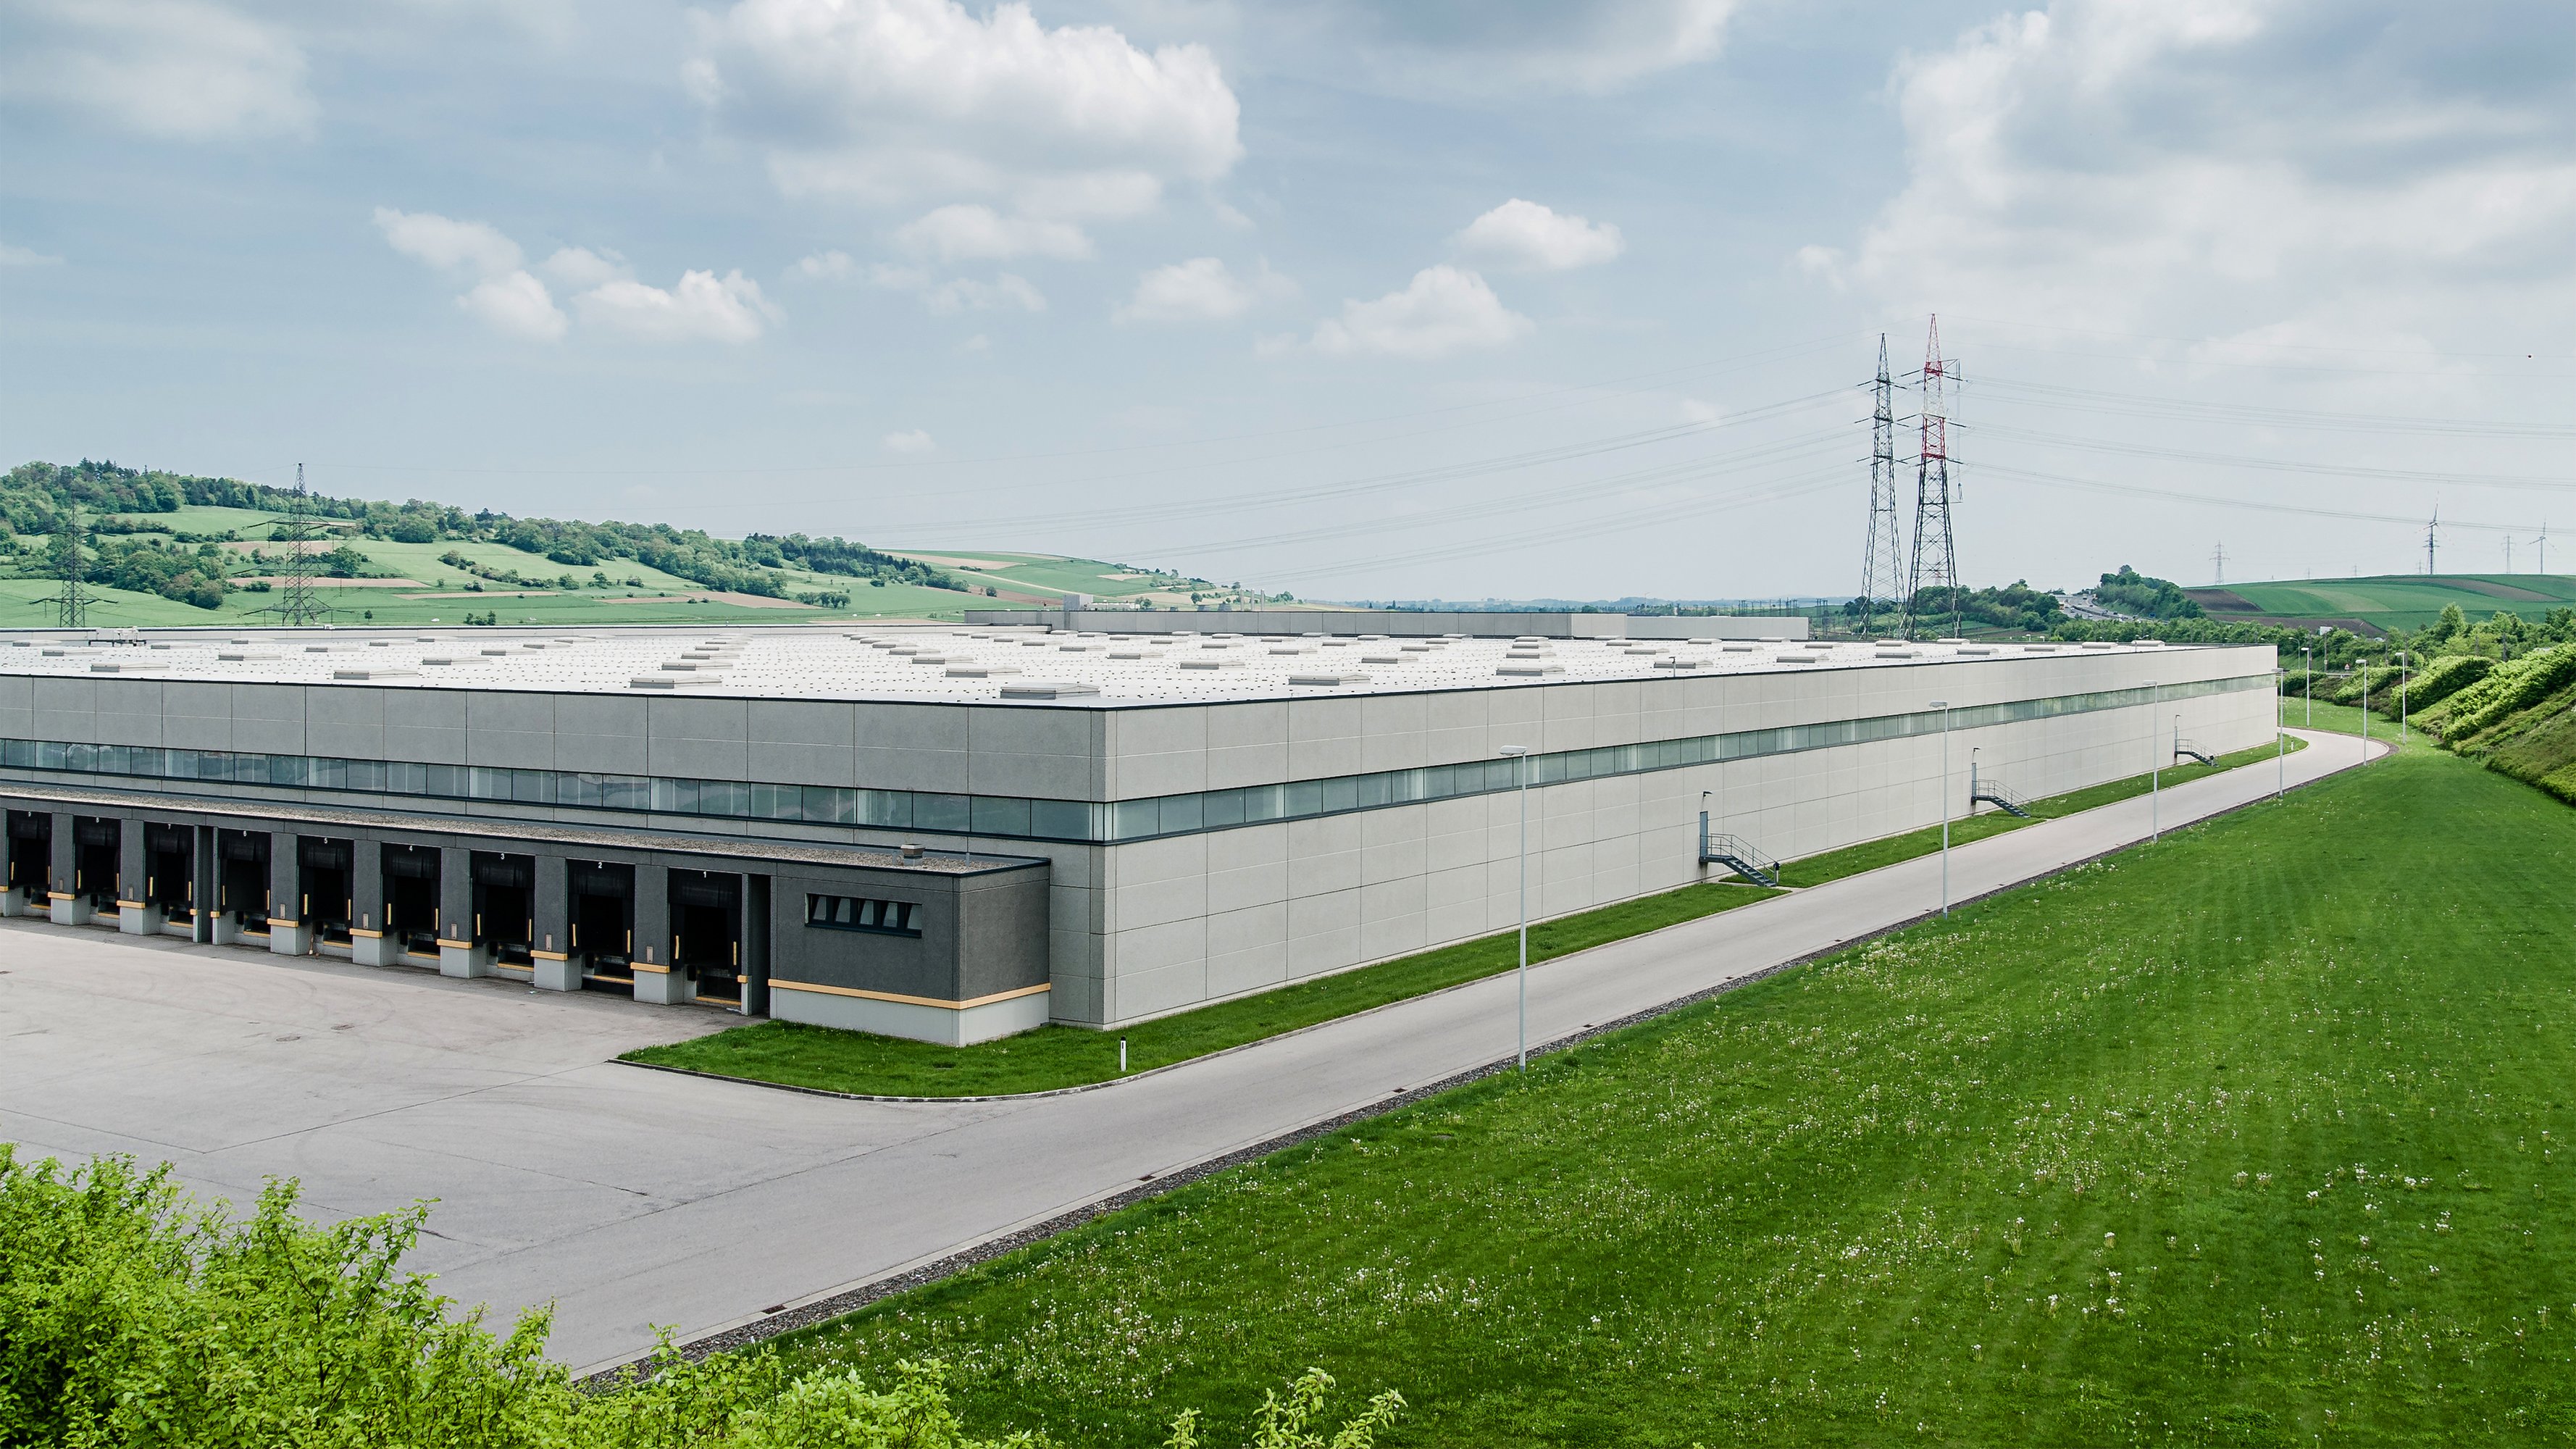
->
[1115,257,1296,323]
[574,270,779,344]
[377,208,774,343]
[1827,0,2576,344]
[870,264,1047,315]
[0,243,64,267]
[0,0,314,141]
[793,250,858,280]
[458,271,568,342]
[882,429,936,454]
[1310,265,1531,359]
[686,0,1241,218]
[1456,199,1625,272]
[1331,0,1736,96]
[373,206,522,277]
[895,204,1092,262]
[540,246,630,290]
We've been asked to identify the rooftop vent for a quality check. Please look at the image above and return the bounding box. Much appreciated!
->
[900,842,924,859]
[1000,680,1100,699]
[1497,663,1565,677]
[1287,672,1371,686]
[945,664,1022,677]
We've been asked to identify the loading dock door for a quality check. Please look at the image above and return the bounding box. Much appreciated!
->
[73,818,118,908]
[146,823,193,919]
[298,838,354,943]
[7,811,49,895]
[472,852,535,964]
[216,830,269,928]
[382,845,439,955]
[569,860,634,988]
[669,869,741,1006]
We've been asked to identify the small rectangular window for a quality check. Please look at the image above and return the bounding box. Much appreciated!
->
[806,893,924,938]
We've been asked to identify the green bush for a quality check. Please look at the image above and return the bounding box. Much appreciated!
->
[2428,642,2576,744]
[2326,664,2401,706]
[0,1147,1400,1449]
[2394,653,2493,713]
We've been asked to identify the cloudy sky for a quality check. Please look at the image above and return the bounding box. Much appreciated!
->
[1,0,2569,601]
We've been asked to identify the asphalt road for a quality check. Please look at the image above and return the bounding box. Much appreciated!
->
[0,728,2378,1370]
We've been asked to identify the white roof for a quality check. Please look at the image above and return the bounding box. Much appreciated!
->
[0,627,2182,707]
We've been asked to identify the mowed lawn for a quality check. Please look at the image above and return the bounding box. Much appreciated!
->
[766,746,2576,1445]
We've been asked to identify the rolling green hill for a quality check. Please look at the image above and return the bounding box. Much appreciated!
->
[2188,574,2576,635]
[1,459,1278,627]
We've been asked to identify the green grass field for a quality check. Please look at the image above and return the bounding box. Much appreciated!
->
[2196,575,2576,635]
[630,741,2300,1100]
[761,743,2576,1446]
[624,881,1785,1097]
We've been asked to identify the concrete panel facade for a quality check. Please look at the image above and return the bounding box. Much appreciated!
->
[0,629,2275,1037]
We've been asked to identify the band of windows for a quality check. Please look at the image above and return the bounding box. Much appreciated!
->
[805,893,921,936]
[0,674,2262,845]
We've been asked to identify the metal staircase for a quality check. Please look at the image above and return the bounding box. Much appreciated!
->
[1967,769,2031,818]
[2173,739,2216,767]
[1697,819,1781,888]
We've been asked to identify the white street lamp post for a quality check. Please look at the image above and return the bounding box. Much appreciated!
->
[2276,668,2286,799]
[2146,680,2159,843]
[2303,643,2313,728]
[1930,701,1952,916]
[1500,746,1531,1072]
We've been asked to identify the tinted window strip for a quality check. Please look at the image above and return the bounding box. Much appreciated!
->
[0,674,2263,845]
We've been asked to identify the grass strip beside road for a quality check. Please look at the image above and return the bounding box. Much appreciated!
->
[766,744,2576,1446]
[1773,735,2305,888]
[622,881,1781,1098]
[630,735,2306,1098]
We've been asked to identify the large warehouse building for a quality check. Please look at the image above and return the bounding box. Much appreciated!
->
[0,624,2275,1043]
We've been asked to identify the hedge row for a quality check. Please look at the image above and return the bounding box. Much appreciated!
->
[2424,643,2576,744]
[0,1149,1397,1449]
[2388,653,2495,714]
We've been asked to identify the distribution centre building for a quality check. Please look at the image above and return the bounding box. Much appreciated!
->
[0,624,2275,1043]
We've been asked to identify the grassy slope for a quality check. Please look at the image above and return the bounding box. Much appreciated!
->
[1,529,1019,625]
[2215,575,2576,633]
[624,881,1784,1097]
[766,746,2576,1448]
[629,740,2297,1098]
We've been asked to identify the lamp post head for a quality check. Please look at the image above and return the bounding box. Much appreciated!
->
[1498,746,1529,758]
[1928,699,1948,709]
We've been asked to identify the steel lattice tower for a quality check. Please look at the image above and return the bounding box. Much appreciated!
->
[268,464,329,626]
[1857,335,1904,637]
[1900,317,1960,640]
[54,502,91,629]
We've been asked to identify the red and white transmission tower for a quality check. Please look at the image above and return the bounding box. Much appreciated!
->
[1900,316,1961,640]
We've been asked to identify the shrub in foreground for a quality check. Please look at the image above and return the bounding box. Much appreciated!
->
[0,1147,1398,1448]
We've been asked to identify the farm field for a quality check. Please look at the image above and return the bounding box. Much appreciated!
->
[2,530,1100,625]
[2192,575,2576,635]
[765,744,2576,1446]
[892,548,1255,609]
